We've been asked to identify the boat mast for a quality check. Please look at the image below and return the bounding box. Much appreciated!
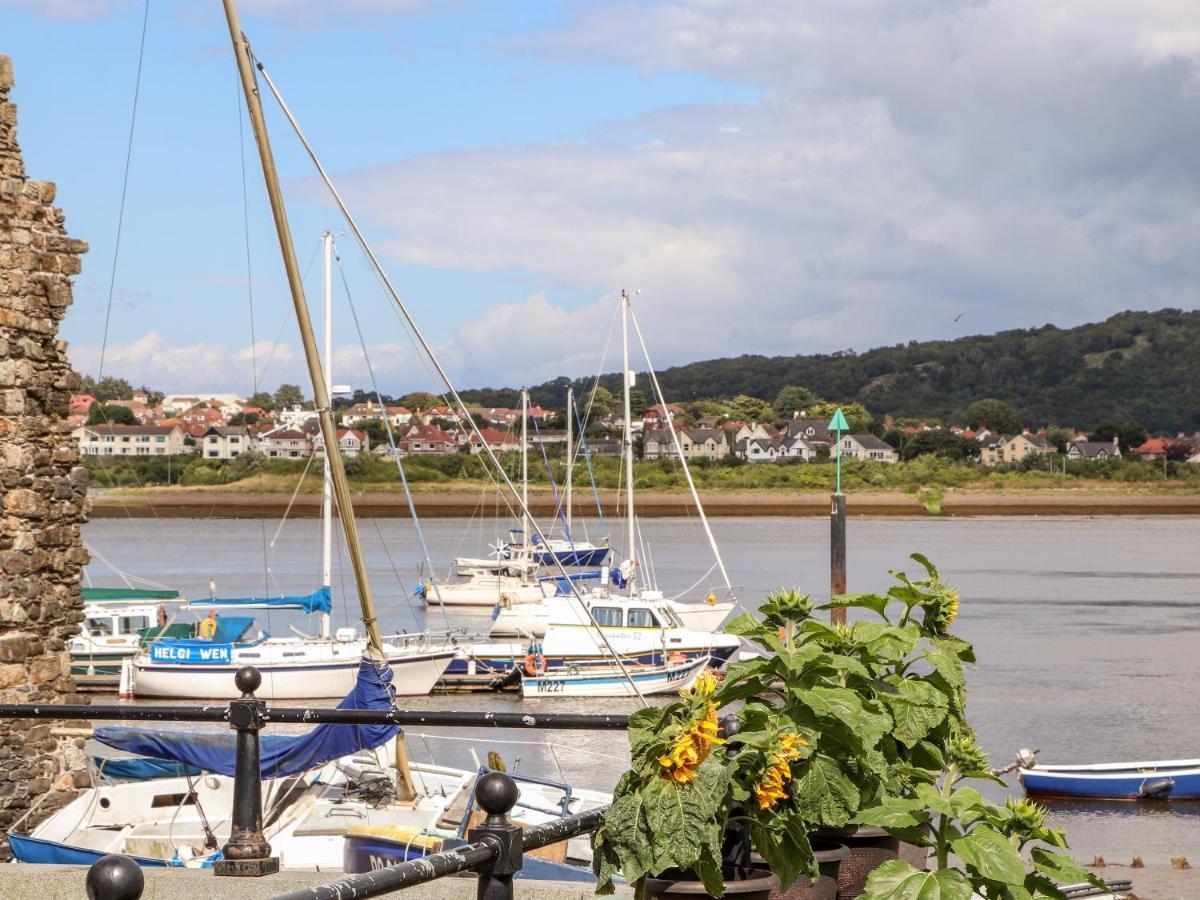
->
[565,385,573,539]
[521,388,530,548]
[222,0,384,656]
[320,230,333,639]
[621,291,637,592]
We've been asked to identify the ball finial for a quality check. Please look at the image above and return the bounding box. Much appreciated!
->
[86,854,144,900]
[475,770,519,820]
[234,665,261,696]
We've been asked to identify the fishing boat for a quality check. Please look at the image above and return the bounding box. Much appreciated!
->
[522,654,712,699]
[1019,757,1200,800]
[69,587,187,688]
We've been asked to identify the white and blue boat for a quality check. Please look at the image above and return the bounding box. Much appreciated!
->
[1019,758,1200,800]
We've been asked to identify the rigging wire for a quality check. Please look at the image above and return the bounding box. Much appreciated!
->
[253,58,648,705]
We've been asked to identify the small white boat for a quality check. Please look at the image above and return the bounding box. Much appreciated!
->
[418,573,555,609]
[70,597,188,685]
[128,636,455,700]
[491,588,735,637]
[522,654,712,698]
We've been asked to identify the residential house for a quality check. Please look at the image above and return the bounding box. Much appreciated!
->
[467,427,523,456]
[978,438,1004,467]
[785,416,833,447]
[312,428,369,458]
[644,427,729,461]
[734,422,779,445]
[74,424,189,457]
[69,394,96,416]
[201,426,250,459]
[256,429,311,459]
[1132,438,1169,460]
[641,403,684,430]
[1003,432,1054,463]
[397,424,457,455]
[340,402,390,428]
[838,434,898,464]
[163,393,243,415]
[179,404,226,431]
[737,435,816,462]
[1066,438,1121,461]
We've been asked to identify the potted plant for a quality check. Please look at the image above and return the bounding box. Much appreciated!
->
[593,554,1099,900]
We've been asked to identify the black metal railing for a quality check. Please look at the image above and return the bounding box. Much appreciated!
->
[0,665,623,899]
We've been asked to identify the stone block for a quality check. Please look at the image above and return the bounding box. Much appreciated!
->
[28,654,59,683]
[0,664,26,689]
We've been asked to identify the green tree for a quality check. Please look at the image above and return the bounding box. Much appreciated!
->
[246,391,274,411]
[1044,427,1074,453]
[272,384,305,410]
[87,402,136,425]
[583,385,617,418]
[772,385,820,420]
[359,418,390,448]
[964,398,1022,434]
[900,431,980,461]
[138,385,165,406]
[398,391,439,411]
[81,375,134,402]
[1089,420,1148,454]
[730,394,773,422]
[806,400,873,433]
[1165,439,1195,462]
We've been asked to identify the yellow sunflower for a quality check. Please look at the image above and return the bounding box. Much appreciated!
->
[657,672,724,783]
[753,732,807,810]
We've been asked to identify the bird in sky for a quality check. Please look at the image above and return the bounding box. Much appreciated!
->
[954,313,965,322]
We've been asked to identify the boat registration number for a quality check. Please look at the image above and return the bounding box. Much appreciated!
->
[533,679,565,693]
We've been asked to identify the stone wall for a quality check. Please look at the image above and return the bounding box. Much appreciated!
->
[0,53,91,844]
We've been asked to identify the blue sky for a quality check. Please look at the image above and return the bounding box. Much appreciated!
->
[3,1,1199,396]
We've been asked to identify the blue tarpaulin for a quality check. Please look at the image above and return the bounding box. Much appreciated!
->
[202,586,332,615]
[93,659,400,779]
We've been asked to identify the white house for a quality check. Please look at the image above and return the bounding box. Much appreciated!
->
[1066,438,1121,461]
[255,428,311,459]
[838,434,898,464]
[201,426,249,459]
[312,428,369,458]
[735,423,779,445]
[74,424,189,457]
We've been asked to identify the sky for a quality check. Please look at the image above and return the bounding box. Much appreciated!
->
[3,0,1199,397]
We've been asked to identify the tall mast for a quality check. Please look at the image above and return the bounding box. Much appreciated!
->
[222,0,383,655]
[565,386,573,538]
[320,230,332,639]
[521,388,530,547]
[621,291,636,591]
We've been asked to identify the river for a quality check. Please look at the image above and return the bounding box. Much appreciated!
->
[82,514,1200,864]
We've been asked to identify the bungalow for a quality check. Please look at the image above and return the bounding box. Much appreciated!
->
[74,424,189,457]
[398,424,458,455]
[1066,438,1121,461]
[644,427,729,461]
[201,426,249,459]
[838,434,898,464]
[1132,438,1168,461]
[467,427,522,456]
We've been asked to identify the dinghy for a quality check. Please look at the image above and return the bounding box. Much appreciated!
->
[1019,757,1200,800]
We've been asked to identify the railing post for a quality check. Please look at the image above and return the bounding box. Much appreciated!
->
[214,666,280,877]
[86,854,144,900]
[468,770,522,900]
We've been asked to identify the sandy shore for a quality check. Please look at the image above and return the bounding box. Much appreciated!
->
[89,487,1200,518]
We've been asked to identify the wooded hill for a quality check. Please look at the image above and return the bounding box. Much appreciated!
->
[460,309,1200,433]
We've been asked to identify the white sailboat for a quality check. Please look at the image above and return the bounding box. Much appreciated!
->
[492,292,737,638]
[127,233,454,699]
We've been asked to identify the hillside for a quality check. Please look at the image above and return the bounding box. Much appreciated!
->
[461,309,1200,433]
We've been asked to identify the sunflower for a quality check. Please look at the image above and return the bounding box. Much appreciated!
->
[924,588,960,635]
[657,672,724,783]
[753,732,807,810]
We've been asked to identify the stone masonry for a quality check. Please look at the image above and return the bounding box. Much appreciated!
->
[0,53,91,846]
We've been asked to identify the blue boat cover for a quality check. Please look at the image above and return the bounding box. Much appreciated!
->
[93,756,202,782]
[93,659,400,779]
[203,586,331,615]
[543,571,603,596]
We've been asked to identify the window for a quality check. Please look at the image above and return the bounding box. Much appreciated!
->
[627,608,659,628]
[85,617,113,636]
[119,616,149,633]
[121,436,131,442]
[591,607,623,627]
[156,436,165,443]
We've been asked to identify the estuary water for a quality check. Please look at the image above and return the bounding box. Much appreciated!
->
[82,514,1200,863]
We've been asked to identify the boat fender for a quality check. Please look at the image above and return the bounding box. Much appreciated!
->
[1140,777,1174,798]
[566,664,581,676]
[500,594,513,609]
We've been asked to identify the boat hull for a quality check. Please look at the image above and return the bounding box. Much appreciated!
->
[492,599,736,638]
[8,833,175,867]
[131,650,454,700]
[521,656,710,698]
[1020,760,1200,800]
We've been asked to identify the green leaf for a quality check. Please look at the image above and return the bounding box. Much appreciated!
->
[596,790,655,888]
[861,860,973,900]
[853,796,930,828]
[642,754,730,871]
[820,592,891,617]
[1030,849,1108,891]
[724,612,761,637]
[909,552,939,581]
[882,678,950,747]
[796,686,892,748]
[751,818,816,891]
[951,826,1027,886]
[792,753,862,826]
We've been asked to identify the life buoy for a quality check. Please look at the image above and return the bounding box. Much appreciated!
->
[198,615,218,639]
[523,651,546,676]
[668,652,686,667]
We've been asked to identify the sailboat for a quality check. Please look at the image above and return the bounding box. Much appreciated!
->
[491,292,737,638]
[126,233,454,699]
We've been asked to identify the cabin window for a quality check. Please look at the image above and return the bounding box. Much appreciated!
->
[119,616,149,633]
[627,609,659,628]
[85,617,113,636]
[660,607,683,628]
[591,607,623,627]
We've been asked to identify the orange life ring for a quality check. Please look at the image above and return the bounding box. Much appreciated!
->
[198,616,218,639]
[523,652,546,676]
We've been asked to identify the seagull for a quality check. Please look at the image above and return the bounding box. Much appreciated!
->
[954,312,965,322]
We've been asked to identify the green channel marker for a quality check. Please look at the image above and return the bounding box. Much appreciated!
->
[828,407,849,495]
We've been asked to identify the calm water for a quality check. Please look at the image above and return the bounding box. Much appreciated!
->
[83,514,1200,862]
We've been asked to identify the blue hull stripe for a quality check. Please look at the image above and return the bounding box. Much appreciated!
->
[1022,770,1200,799]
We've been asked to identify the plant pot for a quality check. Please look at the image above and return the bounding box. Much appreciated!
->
[812,825,900,898]
[750,839,849,900]
[642,868,780,900]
